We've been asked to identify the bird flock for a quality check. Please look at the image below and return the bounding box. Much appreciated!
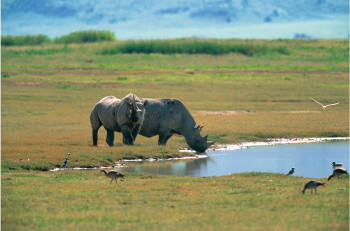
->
[286,162,348,195]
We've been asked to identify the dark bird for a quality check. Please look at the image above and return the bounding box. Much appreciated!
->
[286,167,294,176]
[101,169,125,184]
[331,162,343,168]
[302,180,325,194]
[63,158,68,167]
[328,168,349,180]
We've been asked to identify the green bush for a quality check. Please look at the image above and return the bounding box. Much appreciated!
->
[54,30,116,44]
[101,39,290,56]
[1,34,50,46]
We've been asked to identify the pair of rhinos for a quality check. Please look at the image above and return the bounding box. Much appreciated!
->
[90,93,215,152]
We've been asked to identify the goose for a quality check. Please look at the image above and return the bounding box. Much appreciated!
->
[311,97,339,109]
[328,168,349,180]
[331,162,343,167]
[302,180,325,194]
[101,169,125,184]
[286,167,294,176]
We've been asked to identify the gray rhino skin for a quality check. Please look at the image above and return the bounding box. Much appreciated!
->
[139,98,215,152]
[90,93,148,146]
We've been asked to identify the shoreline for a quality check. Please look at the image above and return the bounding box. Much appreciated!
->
[50,137,349,171]
[207,137,350,152]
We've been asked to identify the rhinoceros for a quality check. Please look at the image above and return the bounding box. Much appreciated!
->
[138,98,215,152]
[90,93,148,146]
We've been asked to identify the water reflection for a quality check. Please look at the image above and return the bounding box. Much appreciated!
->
[117,141,349,178]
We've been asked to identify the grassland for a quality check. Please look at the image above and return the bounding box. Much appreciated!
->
[2,39,349,170]
[1,39,349,230]
[2,170,349,231]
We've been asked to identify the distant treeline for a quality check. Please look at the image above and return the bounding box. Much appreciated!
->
[2,30,290,56]
[1,30,116,46]
[101,39,290,56]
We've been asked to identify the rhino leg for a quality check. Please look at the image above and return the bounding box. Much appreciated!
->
[92,129,99,146]
[158,129,173,145]
[106,129,115,147]
[90,109,102,146]
[121,125,134,145]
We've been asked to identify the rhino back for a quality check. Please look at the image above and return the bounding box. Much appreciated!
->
[139,98,195,137]
[93,96,121,131]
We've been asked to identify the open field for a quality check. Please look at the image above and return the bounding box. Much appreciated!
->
[1,39,349,230]
[2,39,349,170]
[2,170,349,231]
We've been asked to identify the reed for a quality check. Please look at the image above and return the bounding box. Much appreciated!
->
[100,38,290,56]
[1,34,50,46]
[54,30,116,44]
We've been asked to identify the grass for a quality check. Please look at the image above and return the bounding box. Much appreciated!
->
[54,30,116,44]
[1,39,349,170]
[1,38,349,230]
[2,170,348,230]
[1,34,50,46]
[1,31,116,46]
[100,38,290,56]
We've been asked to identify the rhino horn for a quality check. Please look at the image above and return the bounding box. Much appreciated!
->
[207,140,216,148]
[203,135,208,141]
[130,96,138,111]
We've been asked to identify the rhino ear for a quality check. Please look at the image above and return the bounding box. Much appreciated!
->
[195,125,204,132]
[143,100,148,107]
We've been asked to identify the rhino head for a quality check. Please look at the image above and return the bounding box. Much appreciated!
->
[186,125,216,153]
[128,96,148,124]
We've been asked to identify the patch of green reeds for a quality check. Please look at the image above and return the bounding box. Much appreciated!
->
[1,34,50,46]
[101,39,290,56]
[54,30,116,44]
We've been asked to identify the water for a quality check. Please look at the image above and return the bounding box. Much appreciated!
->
[117,141,349,178]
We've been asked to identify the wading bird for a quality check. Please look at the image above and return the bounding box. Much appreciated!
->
[101,169,125,184]
[302,180,325,194]
[286,167,294,176]
[63,158,68,167]
[311,97,339,109]
[328,168,349,180]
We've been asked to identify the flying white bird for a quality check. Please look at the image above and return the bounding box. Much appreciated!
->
[311,97,339,109]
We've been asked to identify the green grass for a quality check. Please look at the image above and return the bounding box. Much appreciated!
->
[1,38,349,230]
[2,170,348,230]
[1,34,50,46]
[1,31,116,46]
[54,30,116,44]
[100,38,290,56]
[1,39,349,170]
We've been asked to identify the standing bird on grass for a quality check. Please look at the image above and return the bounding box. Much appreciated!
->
[311,97,339,109]
[286,167,294,176]
[302,180,325,194]
[328,168,349,180]
[101,170,125,184]
[63,158,68,168]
